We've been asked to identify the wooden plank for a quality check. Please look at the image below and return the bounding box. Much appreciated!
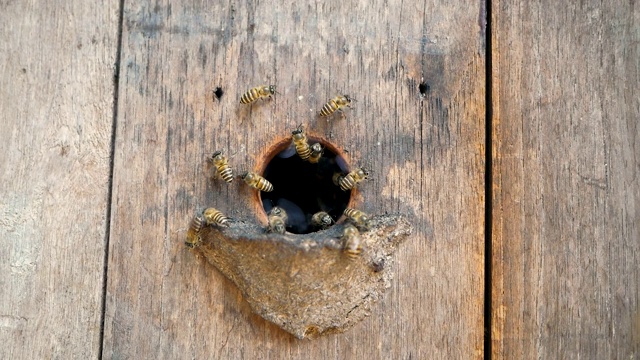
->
[0,1,119,358]
[104,0,485,358]
[491,0,640,358]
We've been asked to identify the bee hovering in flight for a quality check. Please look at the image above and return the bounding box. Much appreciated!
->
[241,171,274,192]
[185,212,205,248]
[342,224,362,260]
[333,167,370,191]
[239,85,276,104]
[311,211,333,230]
[203,207,230,227]
[343,208,371,231]
[208,151,233,183]
[291,124,311,161]
[319,95,353,117]
[308,143,323,164]
[267,206,288,234]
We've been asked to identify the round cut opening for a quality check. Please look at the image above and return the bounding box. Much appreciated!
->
[261,139,351,234]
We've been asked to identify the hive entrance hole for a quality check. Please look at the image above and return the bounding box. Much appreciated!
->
[262,140,350,234]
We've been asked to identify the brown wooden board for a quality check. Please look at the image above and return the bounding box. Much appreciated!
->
[491,0,640,358]
[0,1,118,358]
[104,0,486,358]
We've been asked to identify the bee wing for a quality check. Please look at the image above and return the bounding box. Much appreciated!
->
[335,155,349,173]
[262,198,275,213]
[276,142,297,158]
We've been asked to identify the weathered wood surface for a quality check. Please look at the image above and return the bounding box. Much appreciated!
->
[0,1,118,358]
[491,0,640,358]
[104,0,485,359]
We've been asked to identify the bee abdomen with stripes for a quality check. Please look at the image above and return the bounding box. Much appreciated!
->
[241,171,274,192]
[319,95,352,117]
[203,207,230,227]
[291,124,311,161]
[342,224,362,259]
[209,151,233,183]
[240,85,276,104]
[334,167,370,191]
[185,212,205,248]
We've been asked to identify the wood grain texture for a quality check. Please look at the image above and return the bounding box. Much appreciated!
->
[0,1,118,358]
[104,0,485,358]
[491,0,640,358]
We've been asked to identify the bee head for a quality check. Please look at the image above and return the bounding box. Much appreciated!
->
[268,85,276,95]
[359,168,371,178]
[344,95,354,103]
[274,224,286,234]
[240,171,250,180]
[291,124,304,136]
[322,214,333,225]
[211,150,223,160]
[310,143,323,152]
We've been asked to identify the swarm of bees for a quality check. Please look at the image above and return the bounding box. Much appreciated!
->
[186,84,374,260]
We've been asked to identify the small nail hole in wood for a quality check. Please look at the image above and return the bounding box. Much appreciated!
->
[213,87,224,99]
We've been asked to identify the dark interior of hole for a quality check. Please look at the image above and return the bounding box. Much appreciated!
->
[418,82,429,95]
[213,87,224,99]
[262,145,350,234]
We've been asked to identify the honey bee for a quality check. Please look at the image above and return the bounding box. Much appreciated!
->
[342,224,362,259]
[240,85,276,104]
[319,95,352,117]
[241,171,274,192]
[343,208,371,230]
[267,206,288,234]
[185,212,205,248]
[308,143,323,164]
[203,207,229,227]
[208,151,233,183]
[333,167,370,191]
[291,124,311,161]
[311,211,333,230]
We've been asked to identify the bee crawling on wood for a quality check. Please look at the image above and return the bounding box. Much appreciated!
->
[239,85,276,104]
[319,95,353,117]
[185,212,205,248]
[342,224,362,260]
[311,211,333,230]
[208,151,233,183]
[267,206,288,234]
[291,124,311,161]
[203,207,230,227]
[308,143,323,164]
[333,167,370,191]
[343,208,371,231]
[241,171,274,192]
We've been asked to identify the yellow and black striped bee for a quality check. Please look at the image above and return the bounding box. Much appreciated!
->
[209,151,233,183]
[319,95,352,117]
[342,224,362,260]
[241,171,274,192]
[311,211,333,230]
[203,207,229,227]
[240,85,276,104]
[291,124,311,161]
[185,212,205,248]
[308,143,323,164]
[343,208,371,231]
[333,167,370,191]
[267,206,288,234]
